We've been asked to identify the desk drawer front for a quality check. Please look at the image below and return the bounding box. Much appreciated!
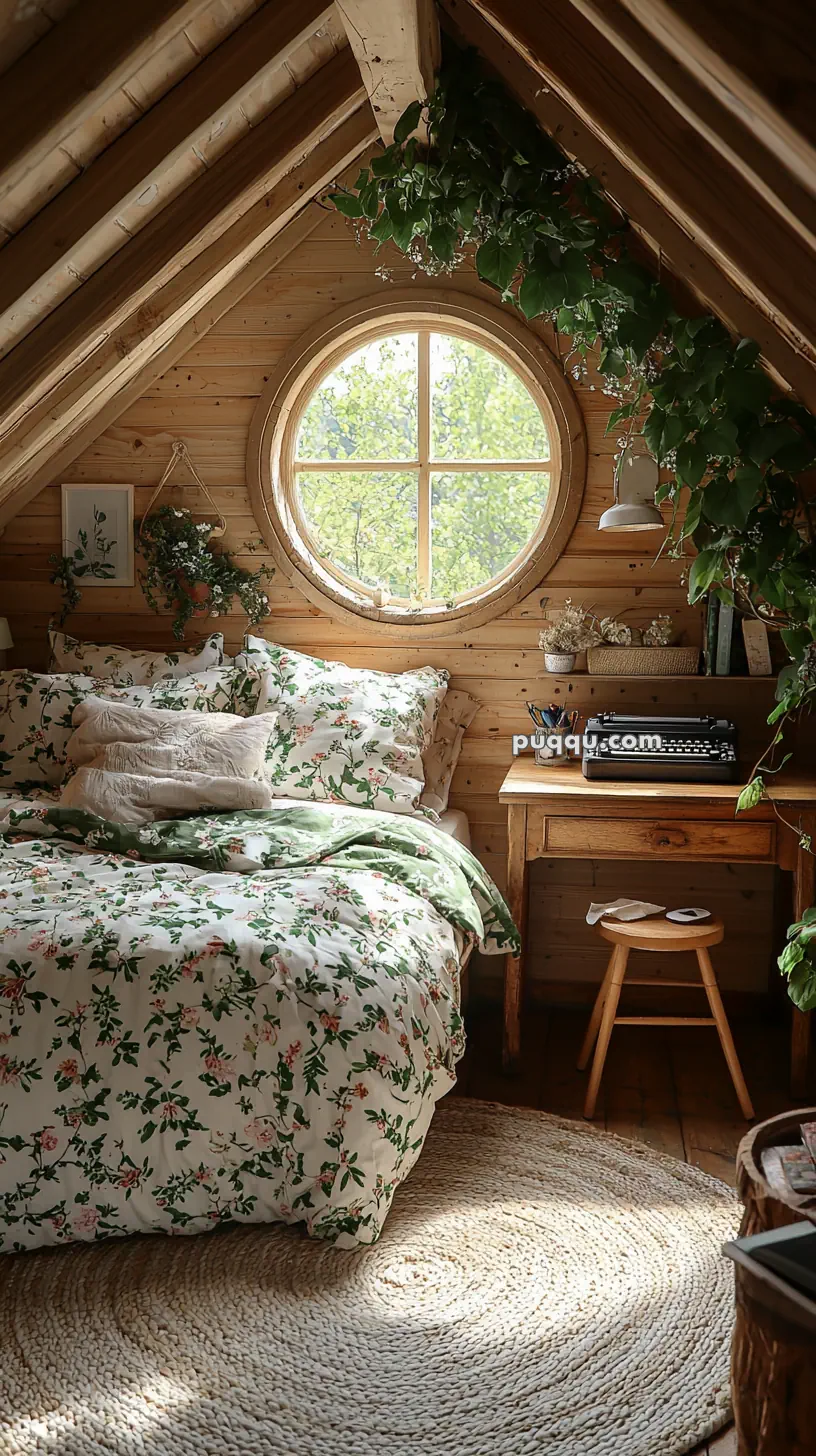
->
[541,816,775,860]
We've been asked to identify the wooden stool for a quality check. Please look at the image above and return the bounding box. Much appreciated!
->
[578,915,754,1122]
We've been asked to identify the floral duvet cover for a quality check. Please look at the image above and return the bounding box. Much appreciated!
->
[0,795,517,1253]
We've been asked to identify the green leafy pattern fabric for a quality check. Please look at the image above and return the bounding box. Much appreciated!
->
[237,637,448,813]
[0,796,517,1253]
[0,672,106,788]
[48,630,226,684]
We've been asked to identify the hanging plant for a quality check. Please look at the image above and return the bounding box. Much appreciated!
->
[331,42,816,1010]
[138,506,272,639]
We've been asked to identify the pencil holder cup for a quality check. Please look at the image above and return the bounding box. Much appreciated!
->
[534,741,568,766]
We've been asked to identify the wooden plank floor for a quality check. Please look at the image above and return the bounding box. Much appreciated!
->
[453,1006,802,1456]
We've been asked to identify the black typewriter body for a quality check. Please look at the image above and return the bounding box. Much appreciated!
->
[582,713,740,784]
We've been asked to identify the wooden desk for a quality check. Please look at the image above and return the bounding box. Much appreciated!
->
[499,760,816,1096]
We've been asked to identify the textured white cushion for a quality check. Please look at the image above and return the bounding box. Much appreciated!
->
[237,635,448,815]
[49,629,226,685]
[62,698,277,824]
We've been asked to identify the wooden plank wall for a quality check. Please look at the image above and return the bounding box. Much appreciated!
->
[0,203,780,997]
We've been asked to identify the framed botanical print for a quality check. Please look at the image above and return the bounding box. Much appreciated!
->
[61,484,135,588]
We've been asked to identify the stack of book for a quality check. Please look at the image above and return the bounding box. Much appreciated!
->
[761,1120,816,1200]
[723,1123,816,1305]
[704,595,772,676]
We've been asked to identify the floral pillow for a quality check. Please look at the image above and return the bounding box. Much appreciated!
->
[48,629,227,685]
[99,666,262,718]
[0,671,106,788]
[237,636,448,814]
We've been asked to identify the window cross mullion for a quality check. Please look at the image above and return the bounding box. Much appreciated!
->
[417,329,432,598]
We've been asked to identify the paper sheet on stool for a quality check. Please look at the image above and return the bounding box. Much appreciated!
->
[586,898,665,925]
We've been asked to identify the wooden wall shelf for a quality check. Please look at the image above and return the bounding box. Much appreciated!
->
[539,673,775,683]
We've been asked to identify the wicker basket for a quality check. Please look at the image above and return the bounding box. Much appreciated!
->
[587,645,700,676]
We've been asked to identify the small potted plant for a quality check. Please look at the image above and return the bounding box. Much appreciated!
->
[139,506,272,639]
[538,600,600,672]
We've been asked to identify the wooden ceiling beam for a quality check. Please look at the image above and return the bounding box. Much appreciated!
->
[0,0,214,206]
[567,0,816,255]
[335,0,440,142]
[0,191,336,532]
[463,0,816,384]
[0,47,366,437]
[0,54,375,511]
[616,1,816,195]
[0,0,335,356]
[441,0,816,413]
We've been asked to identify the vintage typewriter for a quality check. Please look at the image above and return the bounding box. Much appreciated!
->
[582,713,740,783]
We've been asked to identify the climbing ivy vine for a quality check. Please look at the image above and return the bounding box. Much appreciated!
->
[331,46,816,1008]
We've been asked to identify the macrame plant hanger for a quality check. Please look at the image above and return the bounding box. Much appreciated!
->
[138,439,227,542]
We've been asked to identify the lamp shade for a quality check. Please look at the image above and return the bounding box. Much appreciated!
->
[598,500,665,531]
[599,447,664,532]
[0,617,12,652]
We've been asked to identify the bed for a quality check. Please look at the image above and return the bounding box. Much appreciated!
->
[0,789,516,1253]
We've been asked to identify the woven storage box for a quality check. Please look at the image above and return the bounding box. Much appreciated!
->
[587,645,699,676]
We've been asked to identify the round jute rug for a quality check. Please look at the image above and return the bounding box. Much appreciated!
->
[0,1101,738,1456]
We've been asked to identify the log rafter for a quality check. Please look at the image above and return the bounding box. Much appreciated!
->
[462,0,816,390]
[0,0,336,359]
[441,0,816,413]
[0,52,374,515]
[616,0,816,192]
[567,0,816,254]
[0,0,214,206]
[336,0,440,143]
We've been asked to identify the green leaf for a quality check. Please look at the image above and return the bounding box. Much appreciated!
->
[368,211,393,244]
[661,412,688,455]
[453,193,479,230]
[787,957,816,1012]
[781,626,812,661]
[370,147,402,179]
[394,100,423,145]
[773,436,816,473]
[779,937,805,977]
[747,421,800,465]
[680,491,702,539]
[359,181,380,219]
[518,268,555,319]
[475,236,523,291]
[330,193,363,218]
[688,547,725,602]
[699,418,739,459]
[736,775,765,813]
[722,368,771,413]
[701,474,757,529]
[428,222,457,263]
[642,406,665,458]
[675,439,708,488]
[605,402,635,435]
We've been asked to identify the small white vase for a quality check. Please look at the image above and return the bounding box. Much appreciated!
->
[544,651,576,673]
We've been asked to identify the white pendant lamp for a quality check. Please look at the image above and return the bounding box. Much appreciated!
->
[599,447,665,532]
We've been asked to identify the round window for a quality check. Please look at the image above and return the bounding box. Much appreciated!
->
[248,294,586,635]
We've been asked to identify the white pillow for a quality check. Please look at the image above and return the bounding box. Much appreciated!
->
[0,670,104,788]
[62,699,277,824]
[238,636,448,814]
[49,629,226,684]
[420,689,481,813]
